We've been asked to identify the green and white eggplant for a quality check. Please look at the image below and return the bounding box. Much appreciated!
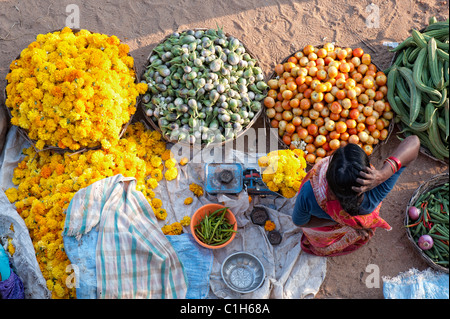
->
[141,27,267,146]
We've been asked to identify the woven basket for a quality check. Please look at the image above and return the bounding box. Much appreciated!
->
[404,173,449,273]
[264,44,394,166]
[3,28,139,154]
[138,28,266,149]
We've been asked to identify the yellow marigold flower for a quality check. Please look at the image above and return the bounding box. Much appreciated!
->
[46,280,54,291]
[54,283,66,298]
[162,222,183,235]
[146,178,158,189]
[165,158,177,169]
[151,198,163,209]
[258,156,269,167]
[35,140,46,150]
[179,157,189,166]
[264,220,276,232]
[150,156,162,168]
[5,188,18,203]
[151,169,163,182]
[136,82,148,94]
[189,183,204,197]
[281,187,297,199]
[184,197,193,205]
[154,208,167,221]
[161,224,172,235]
[161,149,173,161]
[180,216,191,227]
[7,238,15,255]
[164,167,178,181]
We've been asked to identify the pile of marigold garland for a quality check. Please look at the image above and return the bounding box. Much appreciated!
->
[4,27,148,151]
[5,122,191,298]
[2,27,194,299]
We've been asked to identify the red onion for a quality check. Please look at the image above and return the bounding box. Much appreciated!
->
[408,206,421,221]
[418,235,434,250]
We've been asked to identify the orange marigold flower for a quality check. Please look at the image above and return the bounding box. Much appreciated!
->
[264,220,276,232]
[40,165,52,178]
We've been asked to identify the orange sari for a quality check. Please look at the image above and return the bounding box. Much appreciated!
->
[299,157,391,257]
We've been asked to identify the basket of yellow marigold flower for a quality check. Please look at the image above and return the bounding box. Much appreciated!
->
[3,27,148,153]
[257,148,308,199]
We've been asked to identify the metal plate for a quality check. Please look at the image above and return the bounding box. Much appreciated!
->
[221,252,265,293]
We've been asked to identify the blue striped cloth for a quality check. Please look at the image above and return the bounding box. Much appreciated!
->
[63,175,187,299]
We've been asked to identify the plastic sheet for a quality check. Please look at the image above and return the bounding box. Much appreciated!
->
[383,268,449,299]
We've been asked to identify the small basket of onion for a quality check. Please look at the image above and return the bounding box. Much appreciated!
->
[404,173,449,273]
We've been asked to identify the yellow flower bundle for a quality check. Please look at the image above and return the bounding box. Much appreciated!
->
[4,27,148,151]
[258,149,307,198]
[4,122,178,298]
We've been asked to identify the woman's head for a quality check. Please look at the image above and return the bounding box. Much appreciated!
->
[326,143,370,216]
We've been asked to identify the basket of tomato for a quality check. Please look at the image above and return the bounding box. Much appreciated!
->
[264,43,394,165]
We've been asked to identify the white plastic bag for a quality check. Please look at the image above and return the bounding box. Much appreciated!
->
[383,268,449,299]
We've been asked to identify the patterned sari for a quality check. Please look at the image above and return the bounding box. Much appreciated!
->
[299,157,391,257]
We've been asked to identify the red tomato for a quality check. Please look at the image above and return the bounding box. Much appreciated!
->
[352,48,364,58]
[307,123,319,136]
[335,121,348,134]
[314,134,327,147]
[297,128,308,139]
[325,120,336,131]
[329,139,341,150]
[348,134,360,144]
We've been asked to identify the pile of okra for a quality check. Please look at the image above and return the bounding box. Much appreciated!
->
[407,182,449,267]
[194,207,237,246]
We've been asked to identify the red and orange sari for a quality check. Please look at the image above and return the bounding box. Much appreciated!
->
[299,157,391,257]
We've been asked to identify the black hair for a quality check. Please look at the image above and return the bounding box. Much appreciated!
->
[326,143,370,216]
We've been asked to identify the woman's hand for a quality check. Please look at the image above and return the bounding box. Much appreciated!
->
[351,166,390,194]
[355,228,374,240]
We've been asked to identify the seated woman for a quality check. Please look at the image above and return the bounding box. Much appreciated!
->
[292,135,420,257]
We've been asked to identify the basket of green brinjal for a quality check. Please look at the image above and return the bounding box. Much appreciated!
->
[385,16,449,163]
[405,173,449,273]
[139,27,268,148]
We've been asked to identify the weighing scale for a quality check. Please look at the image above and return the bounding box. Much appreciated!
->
[205,163,282,245]
[205,163,279,197]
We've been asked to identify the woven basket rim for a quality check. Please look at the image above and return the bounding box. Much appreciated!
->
[264,44,395,166]
[3,27,139,154]
[404,172,449,273]
[138,27,266,149]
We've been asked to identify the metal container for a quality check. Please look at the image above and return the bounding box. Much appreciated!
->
[221,252,265,293]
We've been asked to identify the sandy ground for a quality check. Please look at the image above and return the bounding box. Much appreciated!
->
[0,0,449,299]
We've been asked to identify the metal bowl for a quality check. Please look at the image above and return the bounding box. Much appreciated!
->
[221,252,265,294]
